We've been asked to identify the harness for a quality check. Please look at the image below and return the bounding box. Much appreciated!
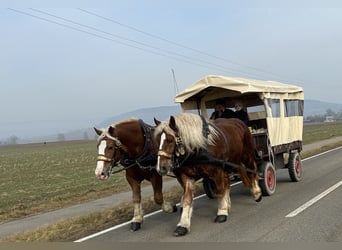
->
[97,119,157,175]
[171,116,258,175]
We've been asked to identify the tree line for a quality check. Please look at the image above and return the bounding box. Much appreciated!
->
[305,109,342,123]
[0,131,92,145]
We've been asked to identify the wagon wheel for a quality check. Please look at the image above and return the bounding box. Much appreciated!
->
[202,178,216,199]
[288,151,302,182]
[258,161,276,196]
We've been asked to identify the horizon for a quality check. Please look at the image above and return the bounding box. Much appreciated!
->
[1,99,342,142]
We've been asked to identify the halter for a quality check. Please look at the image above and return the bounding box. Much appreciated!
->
[97,120,157,176]
[96,139,123,175]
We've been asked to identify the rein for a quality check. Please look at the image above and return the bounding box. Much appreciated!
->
[119,119,157,169]
[171,116,259,176]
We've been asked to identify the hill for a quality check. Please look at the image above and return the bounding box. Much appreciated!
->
[97,105,181,128]
[11,99,342,144]
[304,99,342,116]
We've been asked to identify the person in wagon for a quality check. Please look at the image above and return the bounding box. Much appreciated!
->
[234,101,249,125]
[210,99,236,120]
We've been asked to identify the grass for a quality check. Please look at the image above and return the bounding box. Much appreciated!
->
[303,121,342,144]
[0,122,342,241]
[0,140,128,222]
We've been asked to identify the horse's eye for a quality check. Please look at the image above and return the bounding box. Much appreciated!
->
[108,146,114,150]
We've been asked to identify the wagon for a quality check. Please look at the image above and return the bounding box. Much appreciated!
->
[174,75,304,196]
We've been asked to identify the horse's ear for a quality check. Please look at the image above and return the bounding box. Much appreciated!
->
[94,127,103,136]
[169,116,178,131]
[154,117,161,126]
[108,126,114,135]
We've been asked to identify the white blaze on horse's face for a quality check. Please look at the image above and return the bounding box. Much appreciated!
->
[156,132,166,174]
[95,140,109,180]
[157,132,172,176]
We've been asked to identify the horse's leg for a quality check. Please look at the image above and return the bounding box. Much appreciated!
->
[174,176,194,236]
[126,175,144,231]
[249,170,262,202]
[240,160,262,202]
[151,173,177,213]
[215,171,231,223]
[243,132,262,202]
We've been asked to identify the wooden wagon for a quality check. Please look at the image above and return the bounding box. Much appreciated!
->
[174,75,304,196]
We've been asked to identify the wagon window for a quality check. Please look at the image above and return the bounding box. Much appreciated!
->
[247,104,265,113]
[284,100,304,117]
[267,99,280,117]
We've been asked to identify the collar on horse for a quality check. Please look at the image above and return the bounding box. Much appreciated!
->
[119,119,157,169]
[172,116,258,175]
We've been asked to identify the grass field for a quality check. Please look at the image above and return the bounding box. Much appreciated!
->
[1,122,342,223]
[0,140,127,221]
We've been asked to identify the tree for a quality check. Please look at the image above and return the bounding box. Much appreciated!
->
[7,135,19,145]
[326,108,335,117]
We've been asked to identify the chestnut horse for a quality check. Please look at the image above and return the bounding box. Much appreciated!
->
[94,118,177,231]
[154,113,262,236]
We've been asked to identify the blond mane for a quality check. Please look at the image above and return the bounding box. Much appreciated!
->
[155,113,219,154]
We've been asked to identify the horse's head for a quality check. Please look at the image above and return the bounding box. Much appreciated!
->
[94,126,122,180]
[154,116,181,176]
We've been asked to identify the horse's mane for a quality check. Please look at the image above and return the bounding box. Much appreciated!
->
[98,118,139,142]
[155,113,219,154]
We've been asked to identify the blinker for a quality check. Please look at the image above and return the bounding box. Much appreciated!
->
[175,136,186,156]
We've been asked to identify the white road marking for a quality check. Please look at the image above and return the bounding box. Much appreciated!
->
[75,147,342,242]
[302,146,342,162]
[285,180,342,218]
[74,181,242,242]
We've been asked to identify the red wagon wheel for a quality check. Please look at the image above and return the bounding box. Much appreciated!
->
[288,151,302,182]
[258,161,276,196]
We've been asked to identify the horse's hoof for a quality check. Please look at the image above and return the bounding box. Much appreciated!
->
[255,194,262,203]
[173,226,188,236]
[214,215,227,223]
[130,222,141,231]
[172,205,178,213]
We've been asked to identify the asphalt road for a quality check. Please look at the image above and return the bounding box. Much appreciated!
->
[83,147,342,242]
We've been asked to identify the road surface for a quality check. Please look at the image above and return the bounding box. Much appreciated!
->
[82,147,342,242]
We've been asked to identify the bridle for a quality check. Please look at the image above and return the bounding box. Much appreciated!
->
[157,130,189,171]
[97,120,157,176]
[96,136,128,175]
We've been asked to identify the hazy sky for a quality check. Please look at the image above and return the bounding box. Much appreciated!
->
[1,2,342,139]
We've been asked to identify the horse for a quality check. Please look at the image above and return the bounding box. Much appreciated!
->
[94,118,177,231]
[154,113,262,236]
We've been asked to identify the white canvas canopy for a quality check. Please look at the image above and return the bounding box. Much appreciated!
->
[175,75,304,148]
[175,75,303,105]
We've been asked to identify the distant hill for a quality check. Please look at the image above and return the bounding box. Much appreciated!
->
[304,99,342,116]
[15,100,342,144]
[97,105,181,128]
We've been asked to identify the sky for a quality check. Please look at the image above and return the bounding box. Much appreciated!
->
[1,2,342,139]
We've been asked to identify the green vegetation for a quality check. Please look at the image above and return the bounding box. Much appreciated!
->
[0,141,128,221]
[0,122,342,241]
[303,121,342,144]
